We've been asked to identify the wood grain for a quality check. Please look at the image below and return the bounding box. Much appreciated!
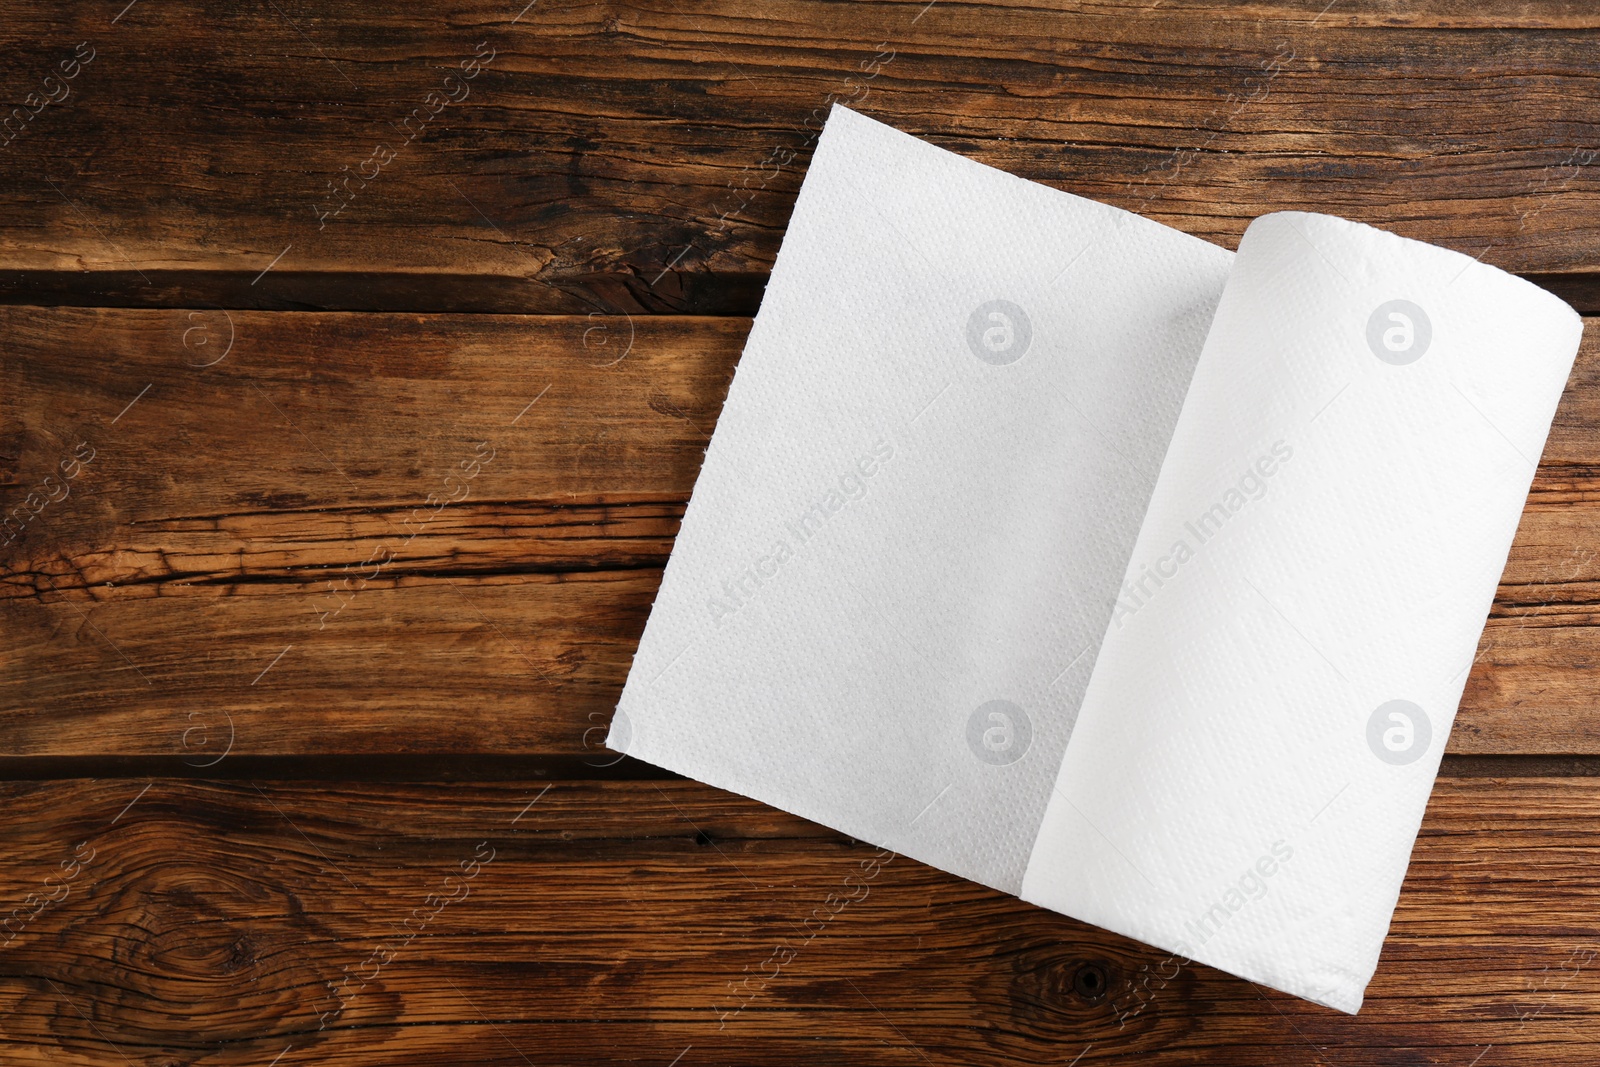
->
[4,308,1598,758]
[0,776,1594,1066]
[3,2,1600,312]
[4,4,1599,1063]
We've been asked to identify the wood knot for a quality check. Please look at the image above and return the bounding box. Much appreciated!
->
[47,851,347,1049]
[1073,961,1109,1001]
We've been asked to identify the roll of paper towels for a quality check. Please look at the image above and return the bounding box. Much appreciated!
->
[613,104,1584,1012]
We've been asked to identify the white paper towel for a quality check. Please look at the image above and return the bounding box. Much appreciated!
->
[1020,210,1582,1012]
[613,103,1233,893]
[612,105,1583,1012]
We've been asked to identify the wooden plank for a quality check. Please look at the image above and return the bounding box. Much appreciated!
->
[4,308,1598,757]
[0,306,727,760]
[0,776,1595,1065]
[2,2,1600,312]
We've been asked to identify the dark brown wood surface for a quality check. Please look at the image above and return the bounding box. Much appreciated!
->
[5,308,1599,760]
[3,1,1600,314]
[2,777,1599,1066]
[4,1,1600,1063]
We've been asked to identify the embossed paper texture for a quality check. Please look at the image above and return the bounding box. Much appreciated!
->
[612,105,1583,1013]
[1021,211,1581,1012]
[612,104,1233,893]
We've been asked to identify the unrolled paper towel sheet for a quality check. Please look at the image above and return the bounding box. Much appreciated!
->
[611,103,1235,893]
[611,104,1583,1012]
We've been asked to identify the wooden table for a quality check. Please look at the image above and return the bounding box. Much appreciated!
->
[3,2,1598,1063]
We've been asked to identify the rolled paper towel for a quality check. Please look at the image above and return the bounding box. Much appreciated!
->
[1021,211,1583,1012]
